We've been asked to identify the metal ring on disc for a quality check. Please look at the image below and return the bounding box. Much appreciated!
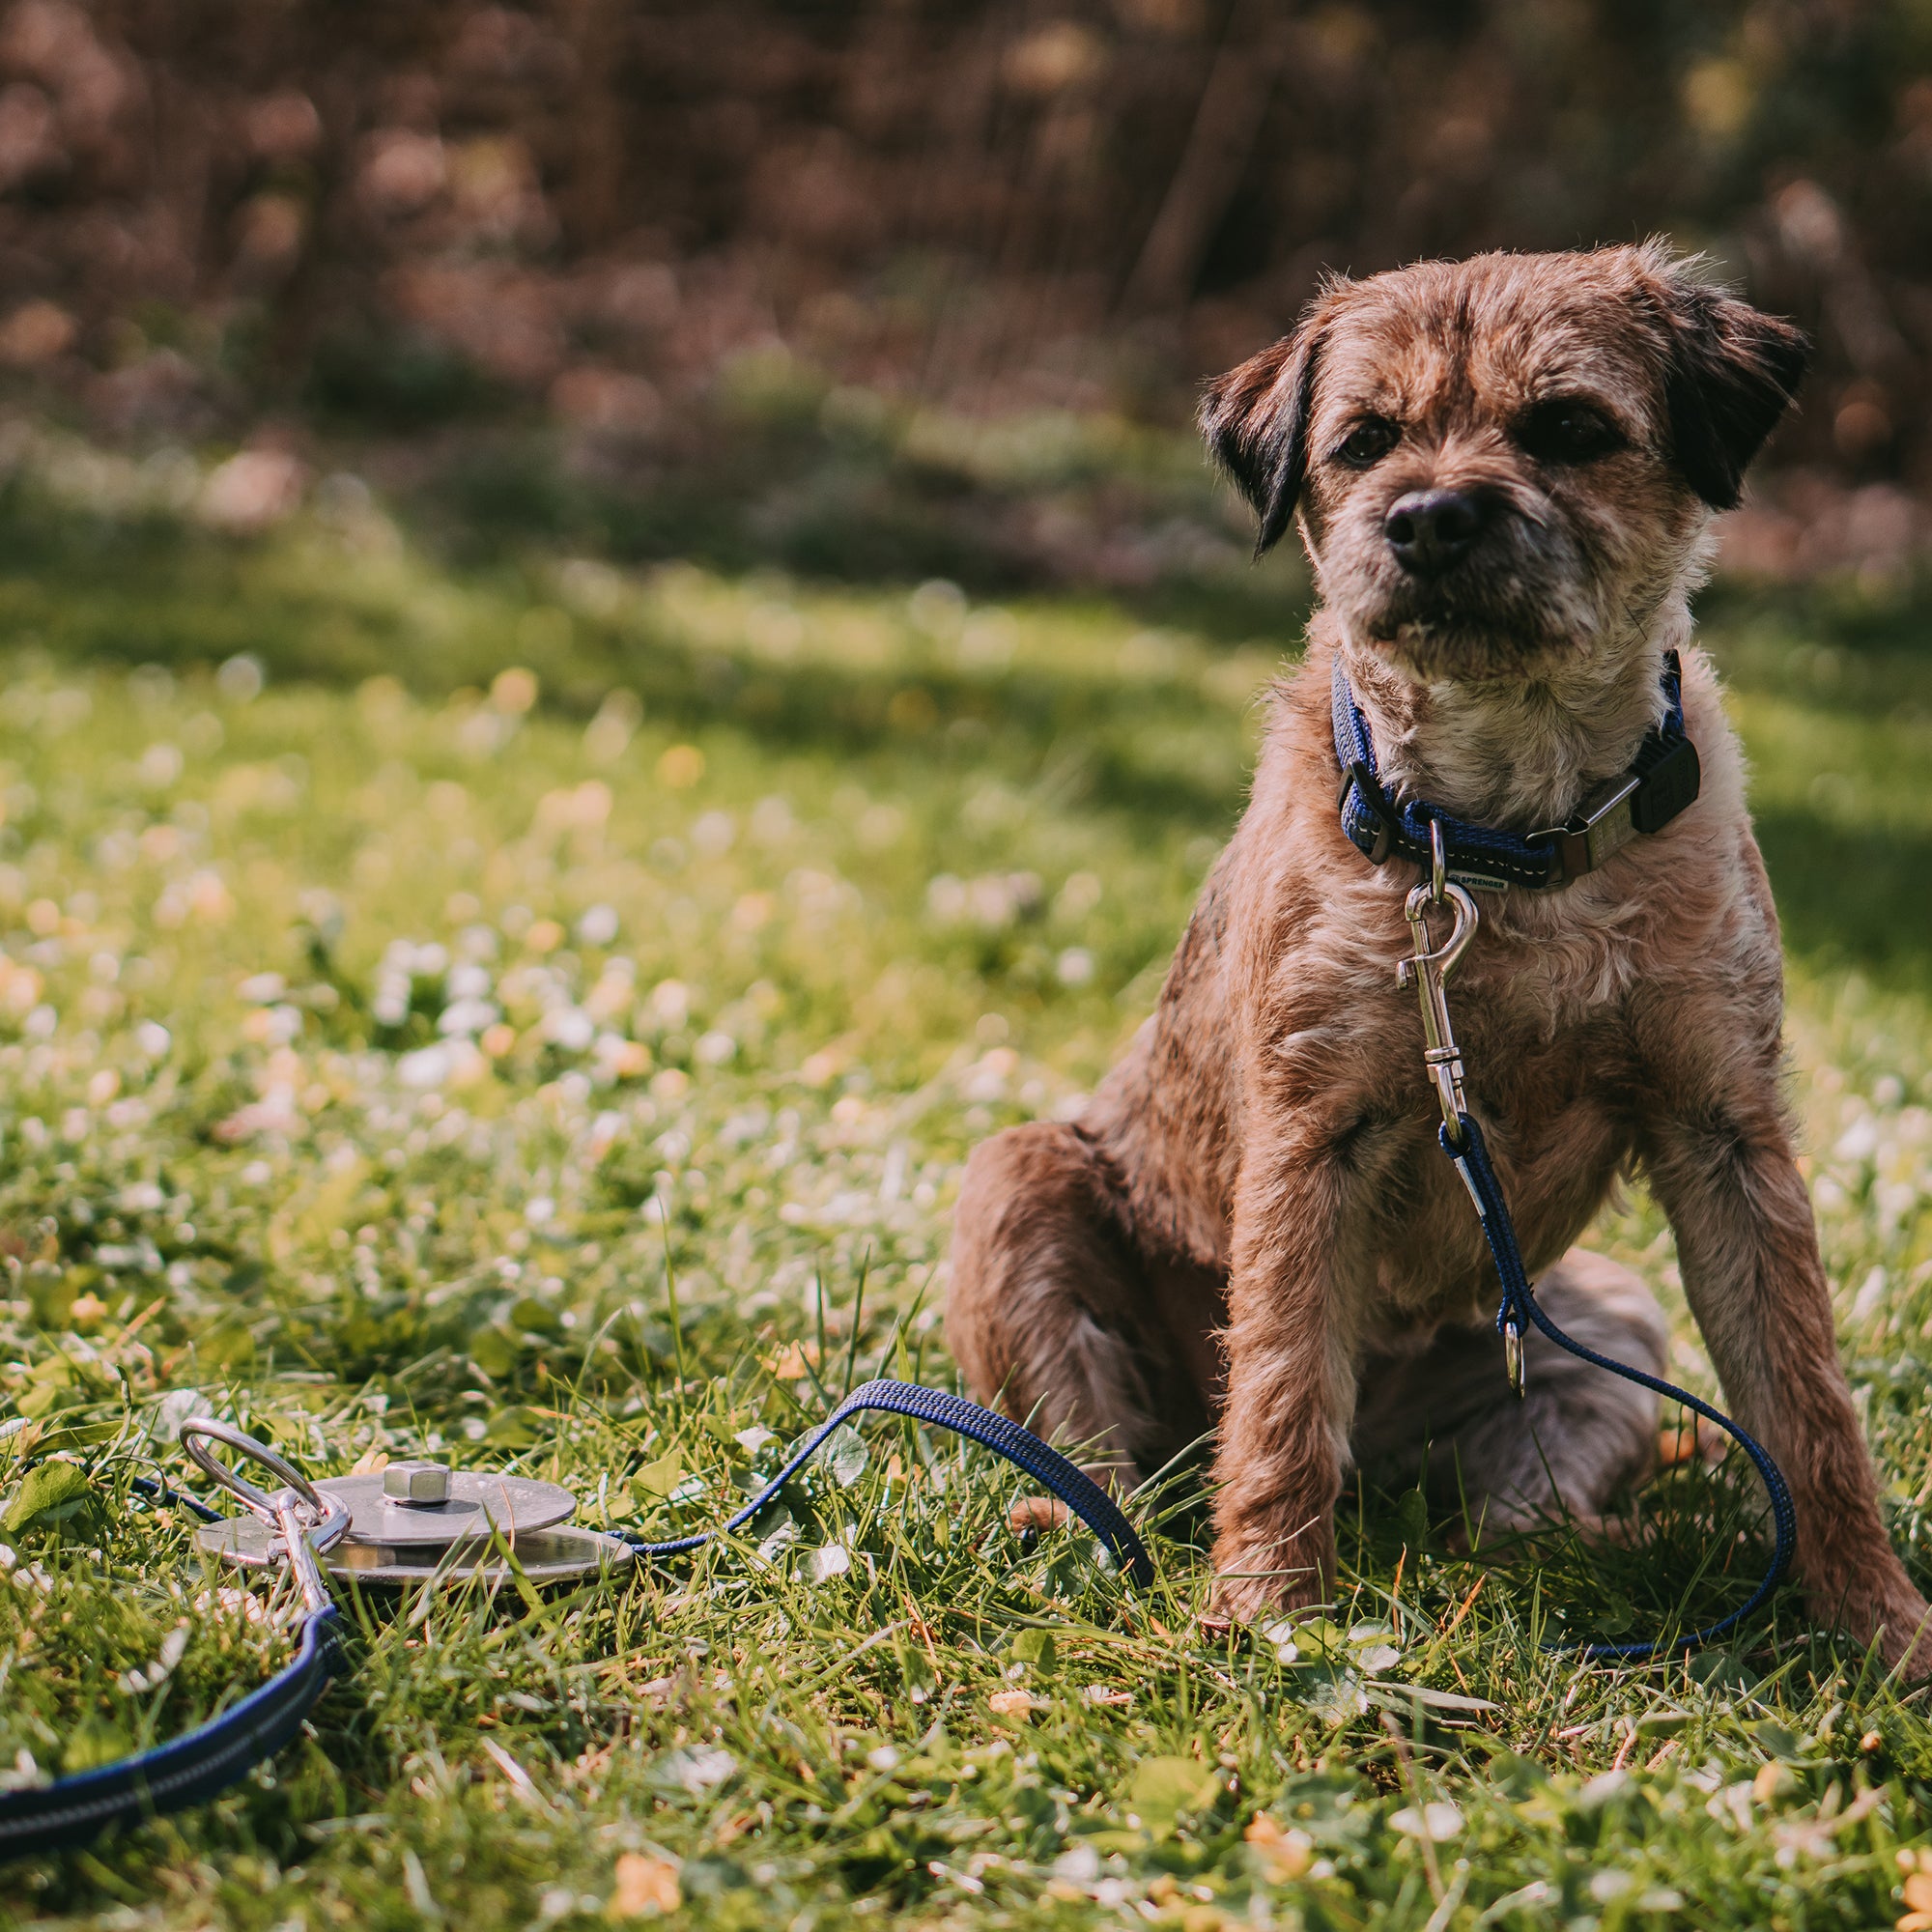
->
[180,1418,330,1524]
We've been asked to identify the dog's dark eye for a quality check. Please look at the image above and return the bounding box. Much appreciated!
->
[1335,417,1400,468]
[1516,400,1624,465]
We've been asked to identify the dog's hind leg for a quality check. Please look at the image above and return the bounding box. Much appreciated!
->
[947,1122,1212,1488]
[1352,1248,1666,1535]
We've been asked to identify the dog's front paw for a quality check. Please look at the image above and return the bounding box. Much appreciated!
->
[1818,1559,1932,1679]
[1877,1589,1932,1682]
[1208,1570,1316,1625]
[1208,1530,1330,1625]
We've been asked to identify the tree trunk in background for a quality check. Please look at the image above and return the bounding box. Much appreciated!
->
[1123,0,1287,314]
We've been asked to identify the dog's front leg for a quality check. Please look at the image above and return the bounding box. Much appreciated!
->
[1644,1066,1932,1673]
[1208,1141,1354,1622]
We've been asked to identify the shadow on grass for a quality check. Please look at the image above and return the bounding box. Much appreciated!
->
[399,405,1311,647]
[1756,810,1932,999]
[0,483,1254,841]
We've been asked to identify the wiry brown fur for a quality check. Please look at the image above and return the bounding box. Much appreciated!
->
[946,243,1932,1669]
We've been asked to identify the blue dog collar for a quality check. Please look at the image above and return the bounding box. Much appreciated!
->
[1332,652,1700,891]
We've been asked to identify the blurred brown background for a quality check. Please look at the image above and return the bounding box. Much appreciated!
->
[2,1,1930,594]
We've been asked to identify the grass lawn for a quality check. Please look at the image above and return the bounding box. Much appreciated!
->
[4,438,1932,1928]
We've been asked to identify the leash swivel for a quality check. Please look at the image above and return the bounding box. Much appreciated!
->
[1395,836,1797,1656]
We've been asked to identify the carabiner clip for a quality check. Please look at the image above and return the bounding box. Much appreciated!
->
[1503,1320,1526,1400]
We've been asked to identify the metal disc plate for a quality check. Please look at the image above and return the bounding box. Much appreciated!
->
[197,1517,635,1587]
[310,1470,578,1546]
[326,1525,635,1587]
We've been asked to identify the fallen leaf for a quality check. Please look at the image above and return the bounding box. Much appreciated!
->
[608,1852,680,1918]
[805,1541,851,1582]
[1244,1814,1313,1881]
[823,1423,867,1487]
[769,1342,814,1379]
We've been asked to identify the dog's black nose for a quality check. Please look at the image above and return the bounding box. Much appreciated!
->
[1383,490,1484,574]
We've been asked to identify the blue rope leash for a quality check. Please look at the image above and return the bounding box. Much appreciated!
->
[619,1378,1154,1585]
[1444,1111,1797,1659]
[0,1385,1149,1860]
[0,1476,342,1860]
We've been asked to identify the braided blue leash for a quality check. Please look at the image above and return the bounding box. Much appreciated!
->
[1445,1111,1797,1658]
[0,1384,1149,1860]
[619,1378,1153,1585]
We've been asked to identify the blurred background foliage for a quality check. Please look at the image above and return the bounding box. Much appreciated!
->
[0,0,1928,600]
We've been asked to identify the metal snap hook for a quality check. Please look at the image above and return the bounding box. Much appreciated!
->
[1397,881,1481,1146]
[1429,815,1446,903]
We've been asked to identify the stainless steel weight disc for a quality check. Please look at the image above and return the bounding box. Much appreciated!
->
[194,1456,634,1587]
[310,1467,578,1545]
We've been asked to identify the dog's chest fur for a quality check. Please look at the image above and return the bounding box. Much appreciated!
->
[1085,631,1773,1350]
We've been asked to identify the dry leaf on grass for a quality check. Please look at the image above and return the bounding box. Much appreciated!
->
[608,1853,680,1918]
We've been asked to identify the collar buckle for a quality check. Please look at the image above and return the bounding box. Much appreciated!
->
[1545,771,1642,883]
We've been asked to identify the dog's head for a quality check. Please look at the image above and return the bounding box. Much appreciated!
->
[1202,244,1807,681]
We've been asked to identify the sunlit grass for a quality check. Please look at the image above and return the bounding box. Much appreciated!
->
[0,466,1931,1926]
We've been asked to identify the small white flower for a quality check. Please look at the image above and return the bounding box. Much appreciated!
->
[397,1044,452,1088]
[1391,1802,1463,1841]
[577,904,620,947]
[659,1747,736,1794]
[543,1007,596,1052]
[805,1543,851,1583]
[439,998,499,1037]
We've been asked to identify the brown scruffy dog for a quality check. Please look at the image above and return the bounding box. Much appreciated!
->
[946,242,1932,1669]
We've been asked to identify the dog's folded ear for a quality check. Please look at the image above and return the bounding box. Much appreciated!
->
[1200,324,1322,557]
[1662,282,1810,511]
